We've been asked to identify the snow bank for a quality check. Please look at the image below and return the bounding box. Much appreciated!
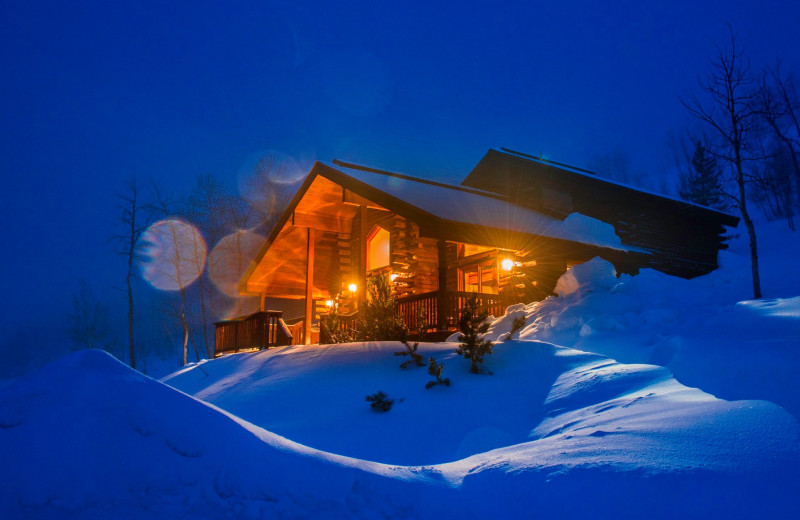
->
[483,222,800,419]
[3,345,799,518]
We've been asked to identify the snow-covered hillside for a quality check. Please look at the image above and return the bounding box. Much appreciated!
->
[2,344,799,519]
[2,220,799,519]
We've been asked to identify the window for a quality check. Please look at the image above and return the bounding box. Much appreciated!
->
[367,226,390,271]
[460,261,498,294]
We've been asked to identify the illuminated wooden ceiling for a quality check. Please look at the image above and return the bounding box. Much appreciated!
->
[245,175,386,299]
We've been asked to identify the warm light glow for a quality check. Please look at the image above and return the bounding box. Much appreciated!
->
[390,273,398,282]
[348,283,358,293]
[501,258,514,271]
[367,226,390,270]
[325,300,333,308]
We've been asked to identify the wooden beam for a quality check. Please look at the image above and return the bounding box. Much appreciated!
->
[293,211,353,234]
[343,188,389,210]
[305,228,315,344]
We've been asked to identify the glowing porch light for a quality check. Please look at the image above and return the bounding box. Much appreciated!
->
[501,258,514,271]
[390,273,398,282]
[348,283,358,293]
[325,300,333,308]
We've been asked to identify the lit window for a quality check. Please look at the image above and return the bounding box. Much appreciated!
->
[367,226,390,270]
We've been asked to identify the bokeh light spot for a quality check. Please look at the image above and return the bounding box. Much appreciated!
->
[208,229,265,297]
[139,219,207,291]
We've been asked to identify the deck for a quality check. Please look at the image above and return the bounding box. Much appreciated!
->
[213,311,295,356]
[214,291,514,353]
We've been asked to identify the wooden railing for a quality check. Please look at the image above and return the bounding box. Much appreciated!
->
[319,311,360,344]
[396,291,514,332]
[214,311,293,356]
[218,291,514,350]
[281,316,305,346]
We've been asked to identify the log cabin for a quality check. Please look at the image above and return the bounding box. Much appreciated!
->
[214,148,739,354]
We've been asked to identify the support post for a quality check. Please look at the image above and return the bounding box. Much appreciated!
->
[358,206,368,306]
[437,240,448,331]
[304,228,315,345]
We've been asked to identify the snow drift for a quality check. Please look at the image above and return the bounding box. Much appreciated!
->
[484,254,800,419]
[3,340,797,519]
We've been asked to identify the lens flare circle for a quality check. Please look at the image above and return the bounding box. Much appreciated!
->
[208,229,265,297]
[139,219,207,292]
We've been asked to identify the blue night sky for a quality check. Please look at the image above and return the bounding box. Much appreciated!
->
[1,1,799,351]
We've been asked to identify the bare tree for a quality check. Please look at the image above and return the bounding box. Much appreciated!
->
[113,178,151,369]
[243,152,303,229]
[221,194,260,316]
[185,175,229,358]
[147,183,204,366]
[754,63,800,228]
[681,27,763,299]
[750,143,795,229]
[69,279,110,351]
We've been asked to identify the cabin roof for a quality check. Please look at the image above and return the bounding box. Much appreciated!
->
[464,148,740,226]
[239,158,653,295]
[324,159,646,253]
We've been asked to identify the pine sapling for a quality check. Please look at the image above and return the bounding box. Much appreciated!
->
[504,315,526,341]
[395,339,425,368]
[456,294,494,373]
[425,357,450,389]
[365,391,394,412]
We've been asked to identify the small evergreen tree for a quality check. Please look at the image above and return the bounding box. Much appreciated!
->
[365,391,394,412]
[394,306,428,368]
[679,140,726,209]
[395,340,425,368]
[354,275,407,342]
[504,315,526,341]
[455,295,494,374]
[320,299,353,344]
[425,357,450,388]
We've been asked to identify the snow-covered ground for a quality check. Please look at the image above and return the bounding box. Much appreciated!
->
[485,221,800,419]
[1,220,799,518]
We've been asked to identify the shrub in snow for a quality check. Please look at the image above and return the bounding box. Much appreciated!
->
[505,315,527,341]
[395,340,425,368]
[365,391,394,412]
[456,294,494,373]
[354,276,408,341]
[394,306,428,368]
[425,357,450,389]
[320,302,353,344]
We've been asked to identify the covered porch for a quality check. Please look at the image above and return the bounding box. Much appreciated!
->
[213,288,514,353]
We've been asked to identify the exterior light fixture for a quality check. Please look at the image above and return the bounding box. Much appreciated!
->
[348,283,358,293]
[501,258,514,271]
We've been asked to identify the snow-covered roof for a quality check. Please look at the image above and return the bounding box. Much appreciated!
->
[323,160,648,254]
[474,148,739,224]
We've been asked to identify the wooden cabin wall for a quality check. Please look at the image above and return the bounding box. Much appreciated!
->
[337,231,353,293]
[378,214,439,298]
